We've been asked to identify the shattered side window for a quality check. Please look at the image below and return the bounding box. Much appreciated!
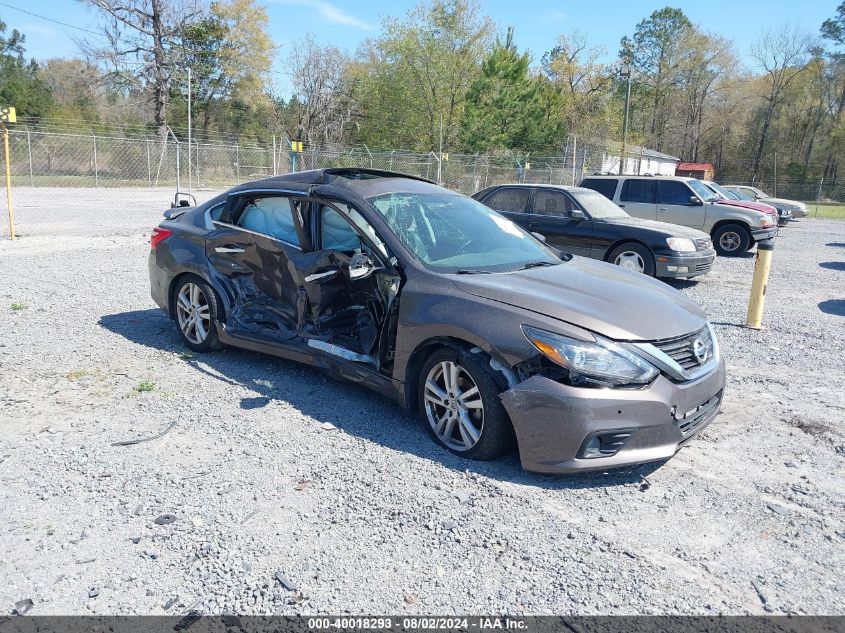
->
[323,204,389,258]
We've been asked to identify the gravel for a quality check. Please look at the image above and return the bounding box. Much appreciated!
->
[1,187,844,616]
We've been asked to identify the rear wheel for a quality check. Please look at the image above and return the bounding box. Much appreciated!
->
[417,348,513,461]
[608,242,655,276]
[712,224,751,256]
[173,275,221,352]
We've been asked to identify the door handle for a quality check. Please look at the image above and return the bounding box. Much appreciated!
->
[658,207,667,211]
[304,269,339,282]
[527,222,540,228]
[618,204,625,208]
[215,245,245,253]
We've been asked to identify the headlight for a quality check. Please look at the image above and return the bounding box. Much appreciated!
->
[757,214,774,226]
[522,325,658,386]
[666,237,696,252]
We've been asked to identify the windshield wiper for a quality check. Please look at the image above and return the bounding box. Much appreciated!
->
[455,269,493,274]
[516,260,558,271]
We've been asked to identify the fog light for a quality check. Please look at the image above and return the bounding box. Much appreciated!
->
[666,265,688,273]
[582,436,602,458]
[577,430,636,459]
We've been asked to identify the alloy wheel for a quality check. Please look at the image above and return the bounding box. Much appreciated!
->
[423,360,484,452]
[719,231,741,252]
[614,251,645,273]
[176,283,211,345]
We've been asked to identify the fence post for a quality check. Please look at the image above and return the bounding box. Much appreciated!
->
[92,132,99,187]
[235,144,240,184]
[272,135,277,176]
[195,141,200,187]
[146,139,152,186]
[26,127,33,186]
[390,150,395,171]
[572,134,577,185]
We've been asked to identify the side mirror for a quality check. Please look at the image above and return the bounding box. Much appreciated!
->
[530,231,546,242]
[689,196,703,206]
[348,253,376,280]
[570,209,587,220]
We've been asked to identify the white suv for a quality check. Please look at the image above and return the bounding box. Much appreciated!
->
[579,175,778,256]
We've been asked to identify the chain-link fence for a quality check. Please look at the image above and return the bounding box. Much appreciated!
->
[4,124,843,205]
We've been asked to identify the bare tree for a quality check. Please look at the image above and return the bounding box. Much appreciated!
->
[287,34,356,146]
[749,25,812,180]
[79,0,201,138]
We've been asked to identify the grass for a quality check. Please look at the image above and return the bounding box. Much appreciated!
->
[133,380,155,393]
[66,369,89,381]
[806,204,845,220]
[10,300,28,311]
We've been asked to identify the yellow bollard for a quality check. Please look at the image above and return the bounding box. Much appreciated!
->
[2,122,13,240]
[745,239,774,329]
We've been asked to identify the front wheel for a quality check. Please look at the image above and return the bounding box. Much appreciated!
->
[417,348,513,461]
[173,275,221,352]
[608,242,656,276]
[712,224,751,256]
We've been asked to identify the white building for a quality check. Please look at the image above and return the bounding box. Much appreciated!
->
[600,145,680,176]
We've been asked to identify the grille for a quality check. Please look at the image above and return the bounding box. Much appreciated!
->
[694,261,713,273]
[652,327,713,371]
[675,391,722,437]
[695,237,713,252]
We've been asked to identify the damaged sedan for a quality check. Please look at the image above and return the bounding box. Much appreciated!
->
[149,169,725,473]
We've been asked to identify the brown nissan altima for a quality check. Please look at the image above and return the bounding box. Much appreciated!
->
[148,169,725,473]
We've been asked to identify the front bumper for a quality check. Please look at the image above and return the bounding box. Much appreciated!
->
[777,210,792,226]
[500,359,726,474]
[751,226,779,241]
[655,249,716,278]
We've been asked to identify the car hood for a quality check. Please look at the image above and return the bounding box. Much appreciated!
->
[450,257,706,342]
[717,199,777,215]
[598,216,709,239]
[761,197,805,210]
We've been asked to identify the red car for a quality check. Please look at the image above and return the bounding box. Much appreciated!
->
[702,181,790,227]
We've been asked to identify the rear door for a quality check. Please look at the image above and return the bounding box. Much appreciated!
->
[479,187,531,218]
[525,188,594,256]
[205,192,309,343]
[618,179,657,220]
[656,180,706,229]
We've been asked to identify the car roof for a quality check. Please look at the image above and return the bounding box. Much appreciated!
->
[231,168,452,198]
[583,174,695,183]
[484,183,596,195]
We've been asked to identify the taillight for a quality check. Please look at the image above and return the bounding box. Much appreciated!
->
[151,227,173,249]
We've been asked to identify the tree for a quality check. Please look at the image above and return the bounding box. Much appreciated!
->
[286,34,356,146]
[620,7,694,150]
[749,25,812,180]
[460,28,551,152]
[179,0,275,136]
[354,0,494,151]
[0,20,53,117]
[80,0,202,138]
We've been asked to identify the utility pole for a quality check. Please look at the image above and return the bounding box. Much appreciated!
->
[438,113,444,186]
[187,67,192,193]
[620,65,632,175]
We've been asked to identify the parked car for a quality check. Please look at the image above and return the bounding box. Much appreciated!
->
[722,185,808,218]
[149,168,725,474]
[472,184,716,279]
[579,175,778,256]
[701,180,791,226]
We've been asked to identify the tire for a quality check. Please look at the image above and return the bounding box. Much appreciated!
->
[712,224,751,256]
[417,347,513,461]
[607,242,656,276]
[172,274,222,352]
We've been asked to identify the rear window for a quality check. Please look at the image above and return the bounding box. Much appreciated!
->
[580,178,618,200]
[482,188,530,213]
[620,180,655,203]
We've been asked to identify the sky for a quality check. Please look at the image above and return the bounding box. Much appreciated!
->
[0,0,838,97]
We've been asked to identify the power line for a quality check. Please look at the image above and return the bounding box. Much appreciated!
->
[0,2,104,38]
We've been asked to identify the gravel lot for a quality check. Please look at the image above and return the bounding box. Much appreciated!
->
[1,187,844,616]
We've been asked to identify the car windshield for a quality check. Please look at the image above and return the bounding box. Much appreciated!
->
[569,189,629,218]
[729,187,754,201]
[688,179,721,202]
[368,192,562,273]
[707,182,740,200]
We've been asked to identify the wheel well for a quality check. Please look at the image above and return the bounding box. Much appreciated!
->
[402,337,513,412]
[167,272,226,322]
[710,220,751,239]
[603,238,653,262]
